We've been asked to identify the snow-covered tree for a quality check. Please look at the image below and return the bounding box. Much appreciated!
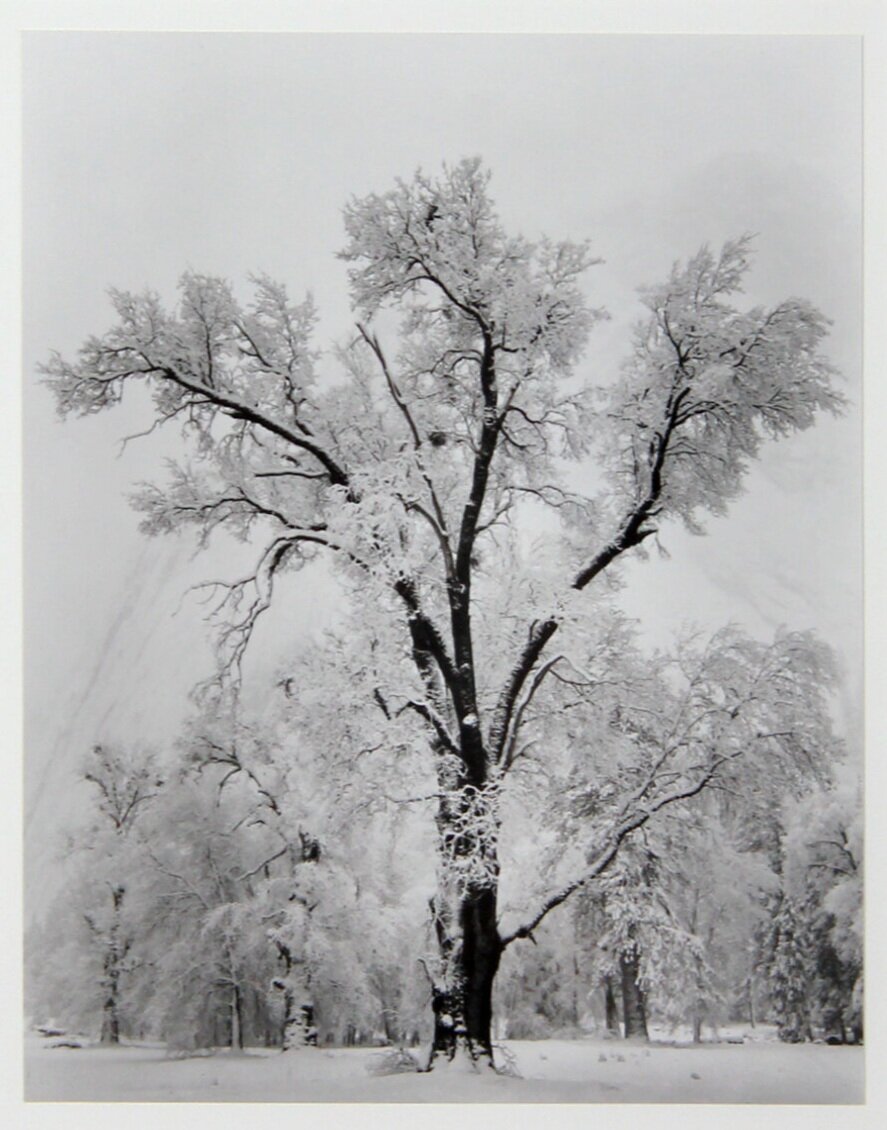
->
[506,619,839,1043]
[127,773,276,1050]
[181,683,440,1050]
[641,816,776,1040]
[25,744,164,1043]
[42,158,846,1068]
[775,774,863,1042]
[765,894,817,1043]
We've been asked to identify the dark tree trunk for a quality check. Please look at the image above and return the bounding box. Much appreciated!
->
[231,984,244,1050]
[422,529,508,1071]
[604,975,620,1035]
[99,886,125,1045]
[99,948,121,1045]
[430,982,462,1061]
[460,885,503,1058]
[300,1002,317,1046]
[100,997,120,1045]
[281,986,298,1049]
[381,1004,398,1045]
[747,973,756,1028]
[620,950,648,1040]
[282,994,316,1048]
[571,951,581,1028]
[427,883,503,1068]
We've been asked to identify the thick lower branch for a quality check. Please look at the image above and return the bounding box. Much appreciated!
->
[156,366,351,488]
[572,506,657,591]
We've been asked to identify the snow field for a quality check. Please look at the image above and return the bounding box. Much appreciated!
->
[24,1035,863,1104]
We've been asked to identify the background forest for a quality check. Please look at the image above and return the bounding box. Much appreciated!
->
[27,716,862,1053]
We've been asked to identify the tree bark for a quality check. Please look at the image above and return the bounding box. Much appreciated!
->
[99,885,125,1045]
[99,944,121,1044]
[275,950,316,1050]
[281,986,299,1049]
[380,1001,398,1045]
[604,976,620,1036]
[459,884,503,1058]
[231,984,244,1050]
[620,950,648,1040]
[100,995,120,1045]
[570,941,581,1028]
[427,877,503,1067]
[428,902,502,1066]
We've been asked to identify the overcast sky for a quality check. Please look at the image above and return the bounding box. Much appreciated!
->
[22,32,862,897]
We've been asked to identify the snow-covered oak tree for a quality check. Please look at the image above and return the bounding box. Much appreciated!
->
[76,745,163,1043]
[129,772,282,1051]
[42,158,845,1068]
[584,820,777,1042]
[26,744,164,1043]
[174,706,379,1050]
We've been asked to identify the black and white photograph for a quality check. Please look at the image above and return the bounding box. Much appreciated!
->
[17,10,869,1112]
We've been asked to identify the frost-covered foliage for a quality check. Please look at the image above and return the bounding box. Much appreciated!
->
[26,744,164,1042]
[764,896,817,1043]
[495,622,840,943]
[147,705,431,1051]
[577,820,777,1040]
[762,775,863,1043]
[598,238,842,536]
[28,713,429,1051]
[39,158,852,1064]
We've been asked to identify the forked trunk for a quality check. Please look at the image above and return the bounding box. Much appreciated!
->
[620,949,648,1040]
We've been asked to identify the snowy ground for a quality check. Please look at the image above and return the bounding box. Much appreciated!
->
[24,1029,863,1104]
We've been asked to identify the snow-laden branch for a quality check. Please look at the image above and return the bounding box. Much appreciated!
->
[497,654,564,769]
[499,757,730,948]
[397,699,459,756]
